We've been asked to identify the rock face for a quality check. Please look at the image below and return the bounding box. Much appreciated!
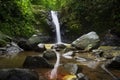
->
[72,31,100,50]
[0,68,39,80]
[106,56,120,69]
[23,56,53,68]
[101,29,120,46]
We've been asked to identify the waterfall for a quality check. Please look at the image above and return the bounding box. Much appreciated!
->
[51,11,62,44]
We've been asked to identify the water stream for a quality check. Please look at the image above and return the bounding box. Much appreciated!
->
[51,11,62,44]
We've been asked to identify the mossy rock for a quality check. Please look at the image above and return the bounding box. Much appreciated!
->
[0,39,7,47]
[0,31,12,42]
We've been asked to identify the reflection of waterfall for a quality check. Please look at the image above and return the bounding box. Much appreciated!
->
[50,50,60,79]
[51,11,62,44]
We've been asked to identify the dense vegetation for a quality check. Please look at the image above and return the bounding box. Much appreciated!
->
[0,0,35,37]
[60,0,120,41]
[0,0,120,41]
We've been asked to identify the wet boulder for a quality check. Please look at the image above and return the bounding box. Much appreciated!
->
[43,49,56,60]
[32,43,46,52]
[72,31,100,51]
[0,68,39,80]
[23,56,53,68]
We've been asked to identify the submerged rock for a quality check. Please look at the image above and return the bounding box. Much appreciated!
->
[0,68,39,80]
[63,63,78,74]
[72,31,100,51]
[23,56,53,68]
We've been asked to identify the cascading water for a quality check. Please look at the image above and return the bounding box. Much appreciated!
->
[51,11,62,44]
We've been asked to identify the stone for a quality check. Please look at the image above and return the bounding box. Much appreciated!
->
[76,73,89,80]
[6,42,23,54]
[17,38,32,51]
[106,56,120,69]
[0,68,39,80]
[33,43,46,52]
[72,31,100,51]
[92,49,104,57]
[28,33,50,44]
[43,49,56,60]
[23,56,53,68]
[63,63,78,74]
[74,57,87,62]
[0,39,7,47]
[51,43,66,51]
[17,38,46,52]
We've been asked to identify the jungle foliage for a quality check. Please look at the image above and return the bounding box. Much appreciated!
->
[0,0,35,37]
[60,0,120,40]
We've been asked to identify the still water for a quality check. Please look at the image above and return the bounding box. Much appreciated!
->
[0,51,120,80]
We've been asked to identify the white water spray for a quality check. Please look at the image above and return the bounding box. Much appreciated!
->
[50,50,60,79]
[51,11,62,44]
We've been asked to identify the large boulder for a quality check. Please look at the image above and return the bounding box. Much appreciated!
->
[72,31,100,50]
[17,38,32,51]
[43,49,56,60]
[17,38,46,52]
[28,33,50,44]
[23,56,53,68]
[0,68,39,80]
